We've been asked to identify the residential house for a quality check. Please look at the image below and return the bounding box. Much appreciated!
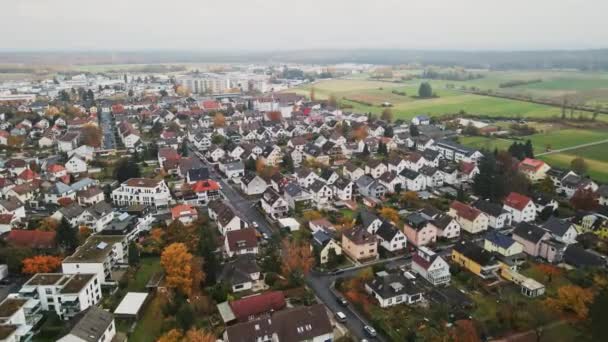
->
[518,158,551,182]
[332,177,353,201]
[541,217,578,245]
[365,271,424,308]
[451,240,500,279]
[171,204,198,224]
[448,201,489,234]
[240,172,268,196]
[260,188,289,219]
[0,297,42,342]
[473,200,512,229]
[18,273,101,320]
[411,246,451,286]
[224,304,332,342]
[62,235,128,286]
[208,201,248,235]
[403,212,437,247]
[375,221,407,252]
[224,228,259,257]
[365,159,388,179]
[400,169,426,191]
[342,226,378,262]
[355,175,387,199]
[308,180,333,207]
[312,231,342,265]
[57,306,116,342]
[431,214,461,239]
[218,255,263,293]
[65,156,87,174]
[503,192,536,223]
[483,231,525,257]
[111,178,171,208]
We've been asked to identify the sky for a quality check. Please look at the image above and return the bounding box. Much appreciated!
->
[2,0,607,51]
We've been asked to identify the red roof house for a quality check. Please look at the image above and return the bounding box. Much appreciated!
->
[229,291,286,322]
[6,230,56,249]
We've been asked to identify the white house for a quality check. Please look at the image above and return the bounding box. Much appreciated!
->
[65,156,88,174]
[18,273,102,320]
[503,192,536,223]
[62,235,128,286]
[111,178,171,208]
[240,172,268,195]
[260,188,289,219]
[411,247,451,286]
[57,306,116,342]
[365,272,424,308]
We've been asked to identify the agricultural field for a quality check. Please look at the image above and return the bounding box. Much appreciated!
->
[460,128,608,183]
[293,79,571,121]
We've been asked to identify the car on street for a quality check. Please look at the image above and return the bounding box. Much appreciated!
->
[336,296,349,306]
[252,221,259,228]
[335,311,347,323]
[364,325,377,337]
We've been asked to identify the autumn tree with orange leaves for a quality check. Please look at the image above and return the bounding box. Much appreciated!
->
[352,125,368,141]
[545,285,594,319]
[213,113,225,127]
[161,243,193,296]
[281,239,314,285]
[80,124,103,148]
[379,207,399,223]
[451,320,479,342]
[157,328,216,342]
[22,255,62,274]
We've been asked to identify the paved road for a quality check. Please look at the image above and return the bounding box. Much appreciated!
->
[188,146,275,238]
[536,138,608,156]
[99,109,116,149]
[306,256,411,342]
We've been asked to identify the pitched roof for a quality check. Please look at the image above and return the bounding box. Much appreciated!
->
[518,158,547,172]
[225,304,331,342]
[513,222,548,244]
[450,201,483,221]
[503,192,532,211]
[453,240,497,266]
[229,291,286,322]
[225,228,258,252]
[344,226,377,245]
[473,200,507,217]
[62,306,114,342]
[541,217,574,237]
[6,230,56,249]
[485,231,517,249]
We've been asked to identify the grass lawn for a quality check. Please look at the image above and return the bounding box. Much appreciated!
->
[128,295,164,342]
[128,257,162,291]
[539,148,608,183]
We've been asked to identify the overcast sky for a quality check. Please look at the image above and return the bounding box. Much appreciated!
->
[3,0,607,51]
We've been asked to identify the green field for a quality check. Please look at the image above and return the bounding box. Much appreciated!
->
[296,79,571,120]
[460,129,608,183]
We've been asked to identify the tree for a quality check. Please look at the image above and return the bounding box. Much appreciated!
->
[38,218,59,231]
[281,153,294,173]
[281,239,315,285]
[255,159,266,174]
[180,141,189,157]
[166,220,199,252]
[113,157,141,183]
[184,328,216,342]
[545,285,593,319]
[175,85,190,97]
[310,87,316,101]
[80,125,103,148]
[524,139,534,158]
[473,154,505,201]
[409,124,419,137]
[22,255,62,274]
[418,82,433,98]
[589,288,608,341]
[157,329,183,342]
[176,303,195,330]
[55,219,78,253]
[538,176,555,195]
[451,320,479,342]
[198,227,219,284]
[570,157,588,175]
[383,125,394,137]
[570,188,599,211]
[161,243,193,295]
[328,94,338,108]
[361,144,370,156]
[381,108,393,122]
[213,113,225,127]
[377,142,387,156]
[379,207,399,223]
[352,125,368,141]
[128,242,140,266]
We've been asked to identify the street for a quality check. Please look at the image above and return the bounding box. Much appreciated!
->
[188,146,274,238]
[306,256,411,342]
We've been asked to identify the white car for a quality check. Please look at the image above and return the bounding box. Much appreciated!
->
[364,325,377,337]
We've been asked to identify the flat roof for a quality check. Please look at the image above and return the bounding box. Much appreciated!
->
[63,235,125,263]
[24,273,64,286]
[0,298,27,318]
[114,292,149,316]
[61,274,96,294]
[0,325,17,340]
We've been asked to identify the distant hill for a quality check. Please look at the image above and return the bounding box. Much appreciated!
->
[1,49,607,70]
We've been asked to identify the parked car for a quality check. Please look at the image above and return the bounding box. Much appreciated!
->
[364,325,377,337]
[336,296,348,306]
[335,311,347,323]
